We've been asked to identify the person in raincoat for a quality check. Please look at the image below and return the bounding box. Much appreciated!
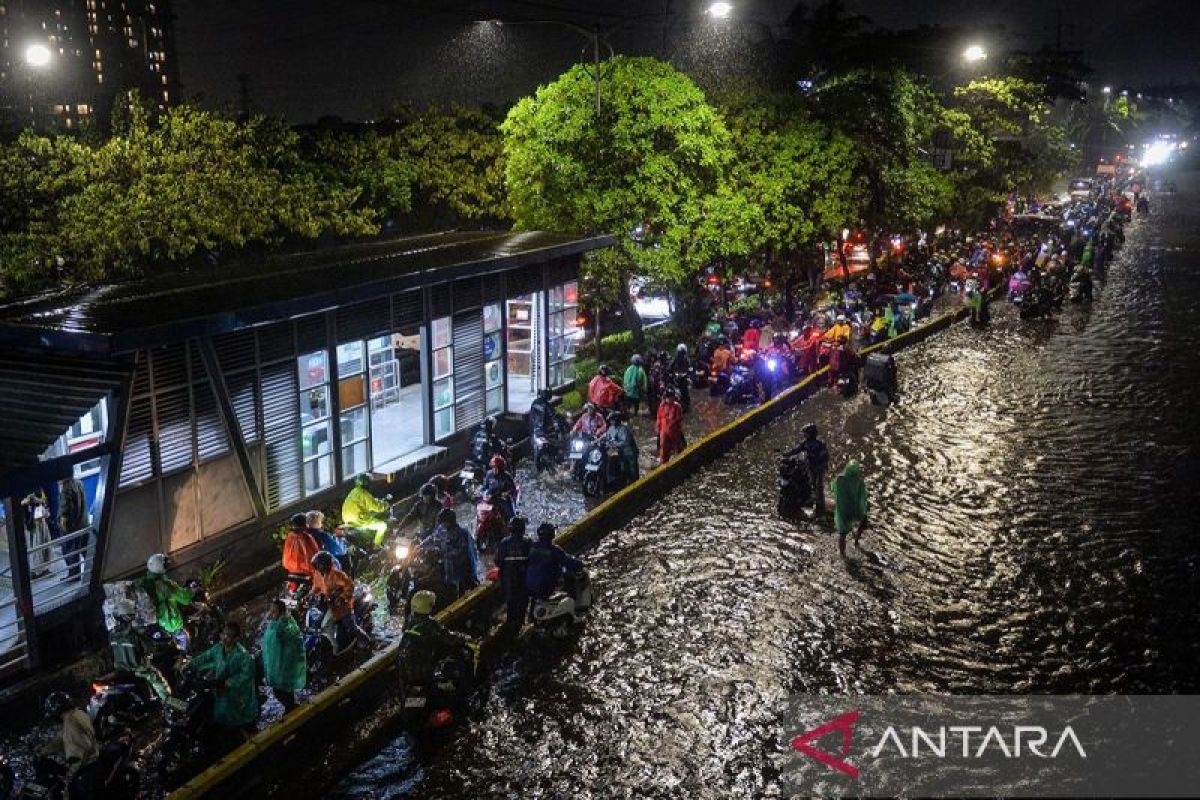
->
[420,508,480,601]
[341,474,391,547]
[655,388,685,465]
[191,621,258,749]
[623,355,649,417]
[831,461,869,557]
[260,599,306,713]
[139,553,192,647]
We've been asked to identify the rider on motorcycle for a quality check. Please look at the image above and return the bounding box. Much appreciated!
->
[470,416,505,467]
[399,483,447,539]
[282,513,320,580]
[602,412,640,483]
[310,552,374,649]
[571,403,608,437]
[587,365,624,412]
[481,455,518,520]
[108,599,171,702]
[710,337,734,376]
[341,474,391,547]
[420,508,480,601]
[527,388,558,440]
[306,510,353,576]
[397,590,475,685]
[526,524,584,601]
[140,553,193,650]
[42,691,100,797]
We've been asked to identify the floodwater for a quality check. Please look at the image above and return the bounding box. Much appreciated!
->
[338,172,1197,797]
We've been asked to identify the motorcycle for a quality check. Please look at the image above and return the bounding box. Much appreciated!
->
[398,639,481,733]
[14,733,138,800]
[708,366,730,396]
[776,454,813,519]
[156,668,219,783]
[530,570,593,638]
[760,353,792,400]
[724,364,761,405]
[579,439,629,498]
[690,358,710,389]
[673,370,692,412]
[472,494,507,553]
[460,437,515,498]
[567,432,594,481]
[302,585,378,679]
[533,415,568,473]
[386,537,449,620]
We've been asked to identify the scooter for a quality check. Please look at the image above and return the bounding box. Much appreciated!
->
[579,439,631,498]
[567,432,594,481]
[724,364,761,405]
[533,417,567,473]
[473,493,507,553]
[156,668,219,784]
[530,570,593,637]
[398,639,481,733]
[776,454,812,519]
[303,584,378,679]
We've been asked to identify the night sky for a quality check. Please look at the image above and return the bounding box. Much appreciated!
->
[173,0,1200,122]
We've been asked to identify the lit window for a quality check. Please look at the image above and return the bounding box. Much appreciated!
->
[77,104,89,114]
[161,74,167,84]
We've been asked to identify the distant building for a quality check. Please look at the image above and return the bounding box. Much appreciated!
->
[0,0,177,133]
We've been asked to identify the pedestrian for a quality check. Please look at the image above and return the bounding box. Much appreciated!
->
[58,476,89,582]
[623,354,649,417]
[793,424,829,513]
[655,388,685,466]
[260,599,306,713]
[190,621,259,753]
[831,461,869,557]
[494,516,531,636]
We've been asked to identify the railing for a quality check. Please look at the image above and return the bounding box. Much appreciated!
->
[0,571,29,677]
[25,525,96,616]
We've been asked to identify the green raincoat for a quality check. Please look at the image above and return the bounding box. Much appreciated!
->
[831,461,869,535]
[1081,243,1094,267]
[623,363,648,401]
[139,574,192,634]
[191,642,259,727]
[261,615,307,693]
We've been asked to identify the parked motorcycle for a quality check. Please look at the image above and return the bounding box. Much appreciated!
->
[302,583,377,678]
[776,454,812,519]
[530,570,593,637]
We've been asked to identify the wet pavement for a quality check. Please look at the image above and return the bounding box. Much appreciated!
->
[326,174,1200,798]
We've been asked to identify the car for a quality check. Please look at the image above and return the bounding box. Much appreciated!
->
[1068,178,1093,199]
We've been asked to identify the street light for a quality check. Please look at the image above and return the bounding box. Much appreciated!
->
[707,2,733,18]
[962,44,987,63]
[1102,86,1112,95]
[24,43,52,68]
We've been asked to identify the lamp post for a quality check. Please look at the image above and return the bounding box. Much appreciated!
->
[482,19,611,119]
[961,44,987,64]
[22,42,52,130]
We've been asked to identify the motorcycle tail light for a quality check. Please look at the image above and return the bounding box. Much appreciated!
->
[92,682,107,693]
[430,708,454,728]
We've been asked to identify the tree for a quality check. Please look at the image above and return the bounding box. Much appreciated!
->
[301,125,416,226]
[502,56,732,345]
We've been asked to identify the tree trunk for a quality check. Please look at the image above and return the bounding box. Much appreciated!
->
[618,274,645,350]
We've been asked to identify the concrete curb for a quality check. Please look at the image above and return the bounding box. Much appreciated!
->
[170,295,981,799]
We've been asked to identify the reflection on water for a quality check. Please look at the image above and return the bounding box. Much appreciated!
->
[332,176,1200,798]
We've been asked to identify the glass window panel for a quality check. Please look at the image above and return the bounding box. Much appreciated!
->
[340,405,369,444]
[433,348,453,379]
[434,407,454,441]
[300,385,329,425]
[304,455,333,496]
[549,285,564,311]
[432,317,452,349]
[561,335,577,358]
[433,378,454,410]
[485,387,504,416]
[338,374,367,410]
[563,281,579,307]
[483,303,502,333]
[483,331,502,363]
[562,358,577,384]
[549,363,562,388]
[336,340,365,376]
[367,335,391,355]
[298,351,327,390]
[301,421,332,459]
[550,310,565,336]
[342,441,369,477]
[485,359,503,390]
[508,328,531,351]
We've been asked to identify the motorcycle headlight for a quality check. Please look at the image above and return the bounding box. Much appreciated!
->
[394,542,410,560]
[572,440,584,452]
[588,449,603,464]
[767,358,778,372]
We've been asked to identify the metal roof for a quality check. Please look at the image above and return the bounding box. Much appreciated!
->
[0,352,131,480]
[0,230,613,356]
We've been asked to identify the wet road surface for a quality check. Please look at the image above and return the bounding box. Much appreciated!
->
[327,174,1200,798]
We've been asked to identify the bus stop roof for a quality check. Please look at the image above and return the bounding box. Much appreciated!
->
[0,230,613,356]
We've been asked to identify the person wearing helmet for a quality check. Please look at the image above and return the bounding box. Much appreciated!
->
[742,320,762,353]
[587,365,624,411]
[341,474,392,548]
[305,510,354,577]
[602,412,640,484]
[282,512,321,580]
[41,691,99,796]
[528,388,559,440]
[310,551,374,649]
[139,554,193,647]
[785,423,830,514]
[260,599,306,713]
[824,313,852,342]
[398,482,446,540]
[396,589,475,686]
[190,621,259,747]
[494,516,531,635]
[470,416,505,467]
[108,598,172,703]
[419,507,480,601]
[525,524,583,601]
[622,354,649,417]
[481,455,518,521]
[570,402,608,438]
[655,386,685,466]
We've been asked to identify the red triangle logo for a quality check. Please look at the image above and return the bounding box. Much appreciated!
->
[790,709,861,779]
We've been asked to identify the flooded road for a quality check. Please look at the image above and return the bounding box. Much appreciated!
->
[329,173,1200,798]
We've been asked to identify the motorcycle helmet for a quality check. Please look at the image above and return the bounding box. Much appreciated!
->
[631,354,643,365]
[482,415,497,432]
[410,590,437,616]
[802,423,818,439]
[355,473,371,489]
[146,553,167,575]
[537,388,553,402]
[419,483,437,499]
[608,411,625,425]
[289,512,308,530]
[676,343,688,354]
[437,507,457,525]
[598,364,611,377]
[509,516,528,536]
[536,523,556,541]
[582,402,596,414]
[113,599,137,621]
[44,691,74,719]
[311,551,333,573]
[489,455,508,472]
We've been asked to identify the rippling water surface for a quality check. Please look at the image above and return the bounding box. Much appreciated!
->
[331,174,1200,798]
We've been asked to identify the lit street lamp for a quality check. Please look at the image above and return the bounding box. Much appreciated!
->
[24,43,52,68]
[962,44,987,64]
[1101,86,1112,95]
[707,2,734,18]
